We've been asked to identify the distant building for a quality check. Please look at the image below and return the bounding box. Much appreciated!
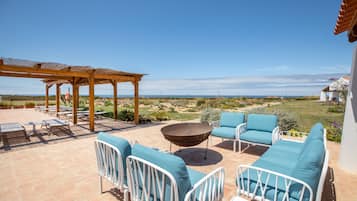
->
[320,76,350,102]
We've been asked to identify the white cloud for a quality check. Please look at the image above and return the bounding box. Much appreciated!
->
[0,73,347,96]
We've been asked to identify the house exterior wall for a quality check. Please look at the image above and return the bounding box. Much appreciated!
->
[320,91,327,101]
[339,47,357,173]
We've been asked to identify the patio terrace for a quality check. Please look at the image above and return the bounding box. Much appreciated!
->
[0,109,356,201]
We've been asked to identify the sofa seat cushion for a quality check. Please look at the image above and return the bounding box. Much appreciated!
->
[97,132,131,184]
[237,167,310,201]
[246,114,278,132]
[132,144,191,201]
[258,150,299,170]
[267,140,304,155]
[212,127,236,139]
[220,112,244,128]
[239,130,272,145]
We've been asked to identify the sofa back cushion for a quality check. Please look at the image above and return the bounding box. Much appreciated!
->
[97,132,132,176]
[132,144,191,201]
[301,123,324,156]
[292,139,325,195]
[247,114,278,132]
[220,112,244,128]
[306,123,324,142]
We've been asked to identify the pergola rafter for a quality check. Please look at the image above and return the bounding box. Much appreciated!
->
[0,58,144,131]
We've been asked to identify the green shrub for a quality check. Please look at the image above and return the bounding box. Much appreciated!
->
[104,100,113,107]
[150,111,170,121]
[326,121,342,143]
[196,99,206,107]
[118,110,134,121]
[25,102,35,108]
[327,106,344,113]
[200,108,221,123]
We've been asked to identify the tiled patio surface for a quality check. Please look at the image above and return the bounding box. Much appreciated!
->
[0,109,356,201]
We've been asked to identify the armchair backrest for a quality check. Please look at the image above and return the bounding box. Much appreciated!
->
[220,112,244,128]
[246,114,278,132]
[130,144,191,201]
[94,132,132,188]
[127,155,179,201]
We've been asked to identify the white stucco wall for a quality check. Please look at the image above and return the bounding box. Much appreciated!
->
[339,47,357,173]
[320,91,327,101]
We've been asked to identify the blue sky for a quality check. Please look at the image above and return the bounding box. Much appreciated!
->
[0,0,354,96]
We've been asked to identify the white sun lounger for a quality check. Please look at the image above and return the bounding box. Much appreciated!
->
[0,123,28,142]
[41,119,70,135]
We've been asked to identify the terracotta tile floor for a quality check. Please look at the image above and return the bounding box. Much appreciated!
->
[0,109,356,201]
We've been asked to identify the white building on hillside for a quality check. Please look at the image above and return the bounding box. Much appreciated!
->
[320,76,350,102]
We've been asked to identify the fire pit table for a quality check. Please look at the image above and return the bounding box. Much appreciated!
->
[161,122,212,159]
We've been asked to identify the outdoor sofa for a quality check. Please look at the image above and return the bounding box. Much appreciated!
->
[211,112,245,152]
[94,132,225,201]
[234,123,329,201]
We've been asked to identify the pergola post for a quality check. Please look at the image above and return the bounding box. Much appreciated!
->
[56,83,61,116]
[89,73,95,131]
[72,78,79,125]
[134,80,139,124]
[45,84,50,112]
[112,80,118,120]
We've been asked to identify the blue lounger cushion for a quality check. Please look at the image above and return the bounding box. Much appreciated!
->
[246,114,278,132]
[211,127,236,139]
[239,130,272,145]
[132,144,195,201]
[97,132,132,182]
[220,112,244,128]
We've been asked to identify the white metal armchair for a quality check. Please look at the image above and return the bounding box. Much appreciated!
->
[237,114,280,153]
[94,132,132,200]
[126,144,225,201]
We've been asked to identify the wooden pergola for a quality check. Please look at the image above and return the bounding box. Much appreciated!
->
[0,58,144,131]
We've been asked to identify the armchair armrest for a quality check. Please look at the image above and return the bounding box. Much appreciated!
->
[236,165,313,201]
[272,126,280,144]
[235,123,246,139]
[185,167,225,201]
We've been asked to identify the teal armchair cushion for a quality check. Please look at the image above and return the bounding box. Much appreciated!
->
[246,114,278,132]
[187,167,206,186]
[220,112,244,128]
[239,130,272,145]
[132,144,192,201]
[211,127,236,139]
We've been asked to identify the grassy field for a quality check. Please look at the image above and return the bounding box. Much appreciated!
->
[250,100,344,132]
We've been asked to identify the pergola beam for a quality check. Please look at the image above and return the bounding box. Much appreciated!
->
[89,74,95,131]
[112,80,118,119]
[0,71,71,80]
[56,83,62,116]
[133,80,139,124]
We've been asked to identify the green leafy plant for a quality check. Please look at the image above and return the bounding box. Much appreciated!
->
[118,110,134,121]
[200,108,221,123]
